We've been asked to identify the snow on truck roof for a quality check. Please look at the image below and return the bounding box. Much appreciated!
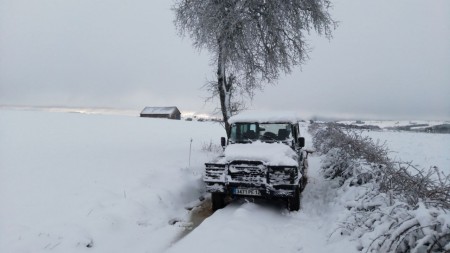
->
[228,111,303,124]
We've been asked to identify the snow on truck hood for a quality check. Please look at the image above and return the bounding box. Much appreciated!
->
[221,141,298,166]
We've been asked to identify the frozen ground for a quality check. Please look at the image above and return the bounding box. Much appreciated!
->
[1,109,447,252]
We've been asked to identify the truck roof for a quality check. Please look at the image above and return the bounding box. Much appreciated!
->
[228,110,303,124]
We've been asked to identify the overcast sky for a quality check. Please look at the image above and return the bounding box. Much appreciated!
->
[1,0,449,120]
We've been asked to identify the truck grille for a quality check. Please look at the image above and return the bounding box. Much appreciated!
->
[227,161,266,185]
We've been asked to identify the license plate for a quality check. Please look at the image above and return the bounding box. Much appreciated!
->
[234,188,261,196]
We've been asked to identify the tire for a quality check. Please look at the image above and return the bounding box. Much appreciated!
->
[211,193,226,211]
[300,157,308,192]
[287,186,300,211]
[303,155,309,170]
[300,174,308,192]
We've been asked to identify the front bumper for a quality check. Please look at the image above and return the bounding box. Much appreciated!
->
[205,182,298,198]
[204,161,301,198]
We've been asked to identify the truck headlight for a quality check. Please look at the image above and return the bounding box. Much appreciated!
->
[268,166,298,185]
[204,163,226,182]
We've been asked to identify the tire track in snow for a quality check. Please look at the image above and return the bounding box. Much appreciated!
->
[170,197,213,244]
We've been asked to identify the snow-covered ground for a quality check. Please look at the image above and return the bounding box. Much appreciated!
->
[336,120,447,129]
[0,110,222,253]
[364,130,450,174]
[167,154,356,253]
[1,109,448,252]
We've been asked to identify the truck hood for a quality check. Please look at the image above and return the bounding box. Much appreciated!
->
[220,141,298,166]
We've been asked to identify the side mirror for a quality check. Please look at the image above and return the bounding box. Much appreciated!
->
[221,137,226,147]
[298,137,305,148]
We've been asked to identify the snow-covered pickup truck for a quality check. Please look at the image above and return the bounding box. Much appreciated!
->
[204,112,308,211]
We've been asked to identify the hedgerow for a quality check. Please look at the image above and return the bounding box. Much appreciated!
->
[309,123,450,252]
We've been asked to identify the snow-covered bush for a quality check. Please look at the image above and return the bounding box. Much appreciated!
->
[310,123,387,185]
[309,123,450,252]
[336,186,450,253]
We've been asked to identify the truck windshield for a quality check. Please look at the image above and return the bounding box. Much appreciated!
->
[229,123,292,143]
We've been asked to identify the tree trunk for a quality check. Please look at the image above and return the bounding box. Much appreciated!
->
[217,43,232,137]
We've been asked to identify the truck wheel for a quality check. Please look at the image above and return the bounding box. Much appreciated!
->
[211,193,226,211]
[287,186,300,211]
[300,175,308,192]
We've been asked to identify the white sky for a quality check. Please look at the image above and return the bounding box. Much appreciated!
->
[1,0,449,120]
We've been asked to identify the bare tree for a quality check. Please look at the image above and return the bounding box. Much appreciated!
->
[174,0,335,136]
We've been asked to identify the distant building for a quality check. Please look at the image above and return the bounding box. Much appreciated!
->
[140,107,181,120]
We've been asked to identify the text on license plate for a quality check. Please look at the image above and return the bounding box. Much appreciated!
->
[234,188,261,196]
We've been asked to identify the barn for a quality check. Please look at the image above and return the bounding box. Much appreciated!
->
[141,106,181,120]
[140,107,181,120]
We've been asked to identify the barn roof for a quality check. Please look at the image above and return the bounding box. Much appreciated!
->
[140,107,179,115]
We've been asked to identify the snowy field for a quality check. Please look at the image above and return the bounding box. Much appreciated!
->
[0,110,222,252]
[1,109,448,253]
[337,120,447,129]
[364,130,450,174]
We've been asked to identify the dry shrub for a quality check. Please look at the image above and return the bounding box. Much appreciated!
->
[201,140,223,153]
